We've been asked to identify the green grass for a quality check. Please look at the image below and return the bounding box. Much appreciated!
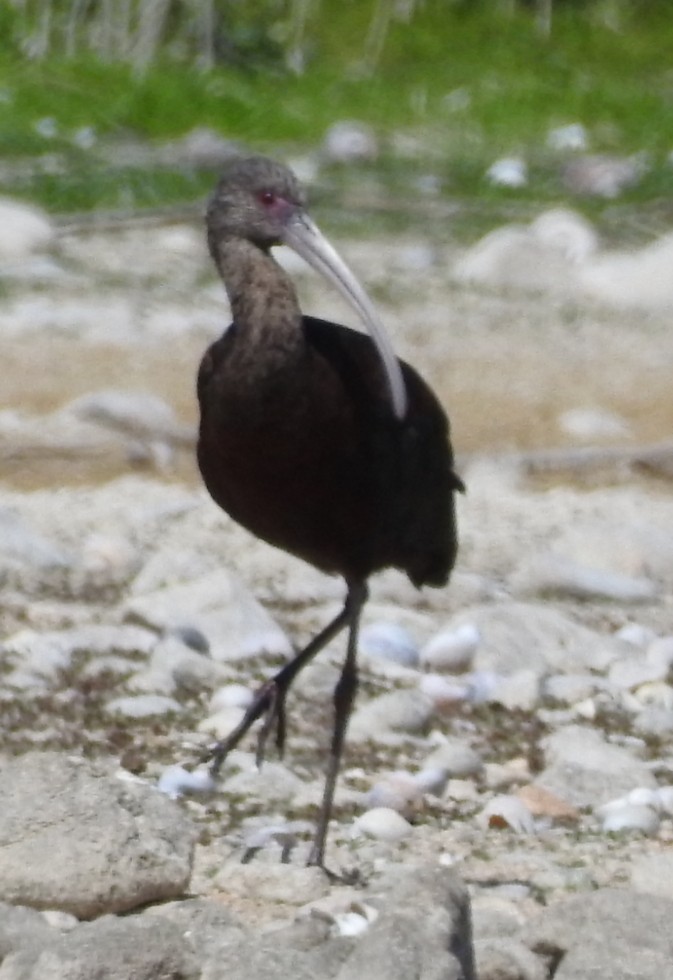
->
[1,2,672,229]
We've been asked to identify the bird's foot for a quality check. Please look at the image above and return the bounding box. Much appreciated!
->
[254,679,288,767]
[306,841,364,886]
[308,856,364,887]
[201,677,289,778]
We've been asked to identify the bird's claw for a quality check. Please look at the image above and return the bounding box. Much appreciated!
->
[200,678,289,778]
[255,680,288,767]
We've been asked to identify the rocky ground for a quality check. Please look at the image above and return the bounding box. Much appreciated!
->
[1,199,673,979]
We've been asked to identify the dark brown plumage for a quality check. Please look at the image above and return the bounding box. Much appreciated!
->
[197,155,463,870]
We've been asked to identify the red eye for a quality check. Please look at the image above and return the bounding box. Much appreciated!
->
[259,190,276,206]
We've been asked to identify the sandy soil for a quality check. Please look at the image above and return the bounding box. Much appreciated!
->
[1,221,672,492]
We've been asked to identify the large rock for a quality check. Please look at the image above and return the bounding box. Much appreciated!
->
[0,914,200,980]
[525,888,673,980]
[449,602,610,675]
[336,864,474,980]
[125,569,292,662]
[0,753,196,918]
[535,725,656,808]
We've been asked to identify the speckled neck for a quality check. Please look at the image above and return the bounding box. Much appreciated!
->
[213,237,303,352]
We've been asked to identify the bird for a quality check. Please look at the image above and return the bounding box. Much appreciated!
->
[197,155,464,871]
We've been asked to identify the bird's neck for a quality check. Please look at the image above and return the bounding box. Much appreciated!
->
[214,237,303,349]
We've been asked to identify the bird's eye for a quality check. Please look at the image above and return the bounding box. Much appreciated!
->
[259,190,276,206]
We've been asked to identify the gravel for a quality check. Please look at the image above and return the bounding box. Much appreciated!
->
[1,205,673,979]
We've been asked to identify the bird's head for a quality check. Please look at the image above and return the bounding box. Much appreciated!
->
[207,155,407,419]
[207,156,307,252]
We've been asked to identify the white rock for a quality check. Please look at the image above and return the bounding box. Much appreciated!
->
[322,121,378,164]
[209,684,254,712]
[333,911,372,937]
[530,207,597,262]
[487,669,542,712]
[478,795,536,834]
[631,852,673,899]
[647,636,673,671]
[221,760,306,806]
[513,552,657,603]
[599,803,660,835]
[125,569,293,662]
[580,231,673,310]
[616,623,657,648]
[546,123,589,152]
[420,623,480,672]
[626,787,661,808]
[198,706,246,739]
[656,786,673,815]
[65,389,194,446]
[543,673,603,705]
[609,655,668,691]
[414,767,450,796]
[424,737,483,779]
[419,673,471,709]
[0,198,55,259]
[106,694,182,719]
[539,725,657,808]
[366,771,424,818]
[158,765,215,799]
[448,602,609,675]
[558,407,631,441]
[633,705,673,736]
[353,807,412,842]
[348,689,434,742]
[486,157,527,188]
[359,621,419,667]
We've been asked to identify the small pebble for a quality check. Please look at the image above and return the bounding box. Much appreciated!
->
[366,771,424,818]
[106,694,182,720]
[424,737,483,779]
[420,623,480,672]
[333,912,372,937]
[359,621,419,667]
[547,123,589,152]
[209,684,254,712]
[414,766,450,796]
[198,706,247,739]
[419,673,471,709]
[353,807,412,842]
[599,802,660,836]
[486,157,527,188]
[609,656,666,690]
[158,765,215,799]
[487,669,542,712]
[322,121,378,164]
[478,795,536,834]
[647,635,673,671]
[656,786,673,815]
[616,623,657,648]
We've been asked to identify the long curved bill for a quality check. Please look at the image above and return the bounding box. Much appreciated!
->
[282,211,408,419]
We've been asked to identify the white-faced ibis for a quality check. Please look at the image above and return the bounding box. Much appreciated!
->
[197,155,464,870]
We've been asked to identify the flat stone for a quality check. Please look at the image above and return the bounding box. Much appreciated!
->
[448,603,613,675]
[0,914,200,980]
[525,888,673,980]
[0,752,196,918]
[336,863,474,980]
[125,569,292,662]
[106,694,182,719]
[348,689,434,742]
[536,725,657,808]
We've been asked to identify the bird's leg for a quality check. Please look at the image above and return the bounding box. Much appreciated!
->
[308,580,368,871]
[204,594,355,778]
